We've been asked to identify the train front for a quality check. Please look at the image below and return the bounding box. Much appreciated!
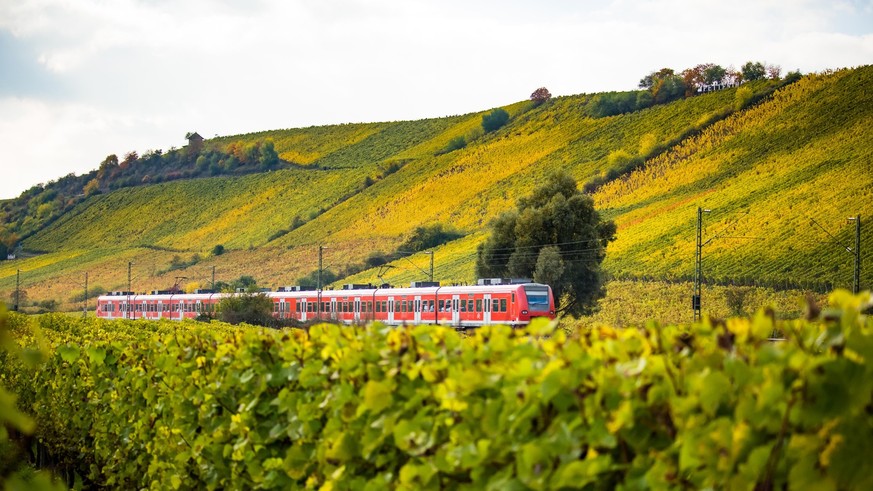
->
[518,283,556,322]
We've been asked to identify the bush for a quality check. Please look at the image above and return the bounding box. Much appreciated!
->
[481,108,510,133]
[438,136,466,155]
[216,292,273,326]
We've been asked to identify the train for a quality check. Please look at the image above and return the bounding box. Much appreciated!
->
[96,278,556,328]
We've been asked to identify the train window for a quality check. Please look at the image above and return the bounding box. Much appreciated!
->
[500,299,507,312]
[415,300,421,313]
[493,299,499,313]
[388,300,394,313]
[467,300,474,312]
[376,302,381,313]
[427,300,434,312]
[453,299,459,312]
[476,299,482,312]
[460,301,466,312]
[512,293,515,303]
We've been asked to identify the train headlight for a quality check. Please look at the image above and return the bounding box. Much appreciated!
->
[521,309,528,315]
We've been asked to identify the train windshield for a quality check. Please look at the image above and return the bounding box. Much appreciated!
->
[523,285,551,311]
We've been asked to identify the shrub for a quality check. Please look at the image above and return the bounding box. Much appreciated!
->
[481,108,510,133]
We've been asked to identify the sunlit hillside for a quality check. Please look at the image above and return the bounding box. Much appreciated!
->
[1,66,870,320]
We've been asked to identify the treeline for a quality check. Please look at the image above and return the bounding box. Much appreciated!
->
[585,61,800,119]
[0,137,281,244]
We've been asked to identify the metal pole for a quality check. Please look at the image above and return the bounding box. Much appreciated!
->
[212,265,216,291]
[693,208,703,321]
[83,272,88,317]
[318,245,324,290]
[128,261,132,320]
[317,245,324,319]
[14,269,20,312]
[429,251,434,283]
[852,216,861,294]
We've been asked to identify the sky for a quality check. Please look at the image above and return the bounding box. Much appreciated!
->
[1,0,871,199]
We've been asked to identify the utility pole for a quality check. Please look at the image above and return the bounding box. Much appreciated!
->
[211,265,216,291]
[848,215,861,294]
[318,245,324,290]
[317,245,325,319]
[693,207,710,322]
[429,251,434,283]
[128,261,132,320]
[14,269,20,312]
[811,215,862,294]
[83,272,88,318]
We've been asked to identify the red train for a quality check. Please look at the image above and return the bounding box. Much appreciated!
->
[96,279,556,328]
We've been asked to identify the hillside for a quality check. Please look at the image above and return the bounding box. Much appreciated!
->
[1,67,870,320]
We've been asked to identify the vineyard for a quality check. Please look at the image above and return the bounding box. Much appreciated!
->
[2,291,872,489]
[0,67,870,317]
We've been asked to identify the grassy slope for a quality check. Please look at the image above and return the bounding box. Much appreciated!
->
[2,67,870,320]
[596,68,873,287]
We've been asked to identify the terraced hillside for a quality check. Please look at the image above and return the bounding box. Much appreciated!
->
[1,67,870,319]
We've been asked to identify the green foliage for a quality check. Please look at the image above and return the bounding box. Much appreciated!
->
[212,244,225,256]
[481,108,510,133]
[2,292,873,489]
[296,269,338,288]
[585,91,649,117]
[477,171,616,315]
[398,224,463,253]
[742,61,767,81]
[438,136,466,155]
[216,292,273,326]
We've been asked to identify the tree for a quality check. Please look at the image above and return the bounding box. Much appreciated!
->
[639,68,686,104]
[481,108,510,133]
[530,87,552,105]
[741,61,767,81]
[217,292,273,326]
[476,171,616,316]
[703,64,727,85]
[212,244,225,256]
[399,224,463,253]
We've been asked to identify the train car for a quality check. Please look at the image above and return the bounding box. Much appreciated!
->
[97,290,219,321]
[97,280,556,328]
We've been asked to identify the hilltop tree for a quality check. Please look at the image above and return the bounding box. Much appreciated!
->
[639,68,686,104]
[530,87,552,105]
[476,171,616,315]
[741,61,767,81]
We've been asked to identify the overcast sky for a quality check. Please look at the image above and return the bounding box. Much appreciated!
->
[1,0,871,199]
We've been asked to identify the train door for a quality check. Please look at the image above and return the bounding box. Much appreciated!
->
[354,298,361,323]
[414,296,422,324]
[300,299,308,322]
[387,297,395,324]
[157,301,163,319]
[483,293,492,325]
[452,295,460,326]
[330,298,338,321]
